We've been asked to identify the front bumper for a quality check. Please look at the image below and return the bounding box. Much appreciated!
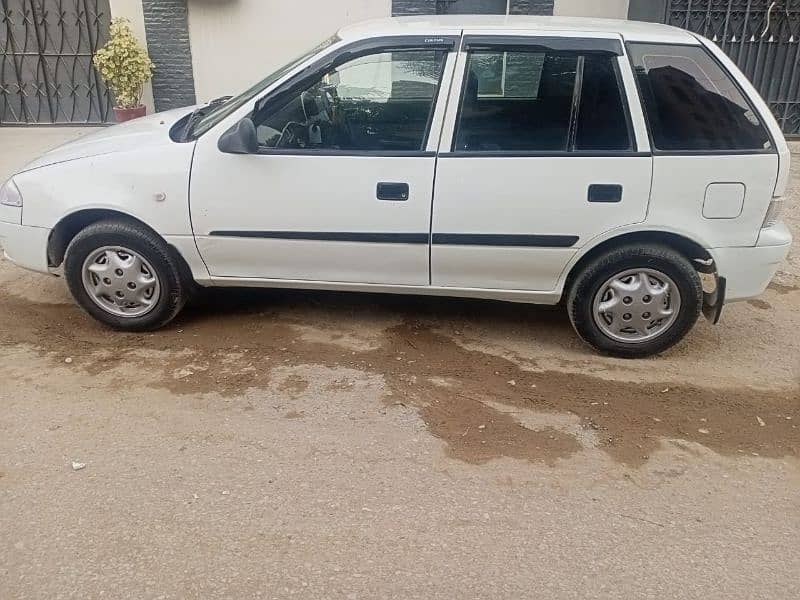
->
[0,219,51,274]
[709,222,792,303]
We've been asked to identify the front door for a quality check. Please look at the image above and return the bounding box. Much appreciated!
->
[190,40,454,285]
[432,34,653,292]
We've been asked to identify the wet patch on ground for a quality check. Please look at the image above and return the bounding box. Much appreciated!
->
[0,287,797,468]
[747,299,772,310]
[769,281,800,295]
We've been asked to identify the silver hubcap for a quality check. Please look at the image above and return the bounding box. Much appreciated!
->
[592,268,681,344]
[81,246,161,318]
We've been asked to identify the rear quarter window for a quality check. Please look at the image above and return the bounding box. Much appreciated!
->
[627,43,772,152]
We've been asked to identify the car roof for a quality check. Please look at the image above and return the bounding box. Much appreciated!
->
[338,15,699,45]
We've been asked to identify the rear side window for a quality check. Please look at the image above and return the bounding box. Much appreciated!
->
[454,48,632,153]
[627,43,772,152]
[576,55,631,151]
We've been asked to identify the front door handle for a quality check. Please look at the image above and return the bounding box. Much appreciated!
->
[377,182,409,201]
[588,184,623,203]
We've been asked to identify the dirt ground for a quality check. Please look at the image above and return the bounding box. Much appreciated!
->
[1,130,798,599]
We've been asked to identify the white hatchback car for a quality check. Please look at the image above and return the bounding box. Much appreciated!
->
[0,16,792,357]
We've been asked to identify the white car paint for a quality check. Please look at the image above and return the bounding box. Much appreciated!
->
[15,107,196,175]
[0,15,792,313]
[191,154,435,285]
[11,106,197,239]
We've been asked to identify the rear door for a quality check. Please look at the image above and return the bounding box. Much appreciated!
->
[431,33,653,292]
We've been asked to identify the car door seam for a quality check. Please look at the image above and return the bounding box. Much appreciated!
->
[186,142,214,279]
[430,30,464,286]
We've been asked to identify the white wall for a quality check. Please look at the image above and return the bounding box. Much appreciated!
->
[553,0,630,19]
[187,0,392,102]
[108,0,155,112]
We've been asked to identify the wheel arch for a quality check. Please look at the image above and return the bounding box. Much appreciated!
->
[47,209,194,283]
[562,230,713,298]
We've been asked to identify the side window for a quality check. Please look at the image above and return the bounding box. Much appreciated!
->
[455,51,578,152]
[627,43,772,152]
[253,49,446,152]
[576,55,631,151]
[454,48,632,152]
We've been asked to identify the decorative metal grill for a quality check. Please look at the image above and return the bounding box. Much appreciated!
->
[0,0,113,124]
[666,0,800,136]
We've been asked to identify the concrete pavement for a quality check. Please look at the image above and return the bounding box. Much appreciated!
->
[0,126,798,600]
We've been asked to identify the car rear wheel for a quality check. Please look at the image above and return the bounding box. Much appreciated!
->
[64,219,188,331]
[567,244,702,358]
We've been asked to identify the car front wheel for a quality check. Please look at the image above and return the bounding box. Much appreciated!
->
[64,219,189,331]
[567,244,703,358]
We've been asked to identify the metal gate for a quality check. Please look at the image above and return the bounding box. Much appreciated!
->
[0,0,113,124]
[666,0,800,136]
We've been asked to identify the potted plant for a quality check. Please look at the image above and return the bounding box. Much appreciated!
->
[94,18,154,123]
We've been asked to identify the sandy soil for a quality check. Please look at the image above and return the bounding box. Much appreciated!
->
[0,130,798,599]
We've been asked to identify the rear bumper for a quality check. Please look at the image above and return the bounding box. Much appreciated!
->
[709,222,792,303]
[0,220,51,273]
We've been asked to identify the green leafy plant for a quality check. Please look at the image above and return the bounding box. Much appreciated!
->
[93,18,154,109]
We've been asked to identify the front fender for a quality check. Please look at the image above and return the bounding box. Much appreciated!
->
[14,142,196,237]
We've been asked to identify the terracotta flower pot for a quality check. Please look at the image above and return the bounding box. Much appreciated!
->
[113,105,147,123]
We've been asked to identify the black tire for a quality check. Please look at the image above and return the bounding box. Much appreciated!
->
[567,244,702,358]
[64,219,189,331]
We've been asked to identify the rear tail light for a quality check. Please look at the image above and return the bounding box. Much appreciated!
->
[762,198,784,229]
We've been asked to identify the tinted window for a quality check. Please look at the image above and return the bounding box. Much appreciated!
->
[628,43,772,151]
[454,50,631,152]
[252,50,446,152]
[575,55,631,151]
[455,51,577,152]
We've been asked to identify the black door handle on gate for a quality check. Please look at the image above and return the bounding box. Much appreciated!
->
[588,184,623,203]
[377,182,410,201]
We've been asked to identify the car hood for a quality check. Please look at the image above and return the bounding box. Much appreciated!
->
[18,106,196,174]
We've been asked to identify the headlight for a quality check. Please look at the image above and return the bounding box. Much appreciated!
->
[761,198,784,229]
[0,179,23,208]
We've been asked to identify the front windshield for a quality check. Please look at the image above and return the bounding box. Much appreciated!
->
[190,34,340,138]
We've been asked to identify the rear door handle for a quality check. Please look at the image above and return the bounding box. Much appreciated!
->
[377,182,409,201]
[588,184,623,203]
